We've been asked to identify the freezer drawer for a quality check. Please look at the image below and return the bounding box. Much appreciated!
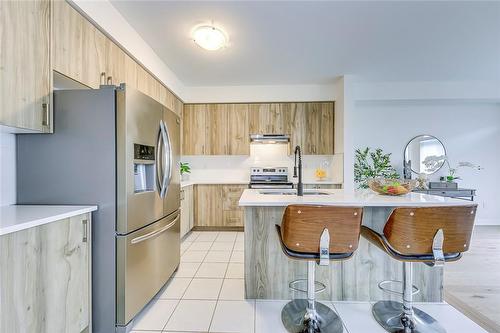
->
[116,211,180,326]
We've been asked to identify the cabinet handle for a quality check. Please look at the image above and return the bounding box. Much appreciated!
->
[100,72,106,85]
[82,219,88,243]
[42,103,49,127]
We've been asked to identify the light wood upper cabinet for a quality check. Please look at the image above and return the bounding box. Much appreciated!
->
[227,104,250,155]
[304,102,334,155]
[206,104,228,155]
[248,103,270,134]
[0,0,52,132]
[183,104,207,155]
[183,102,334,155]
[285,103,306,151]
[53,0,106,89]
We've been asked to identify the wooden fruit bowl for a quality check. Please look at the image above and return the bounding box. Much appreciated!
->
[368,178,415,196]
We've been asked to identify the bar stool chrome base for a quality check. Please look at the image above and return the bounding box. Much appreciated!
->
[281,299,343,333]
[372,301,446,333]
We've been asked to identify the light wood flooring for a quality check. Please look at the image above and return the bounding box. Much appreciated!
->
[445,226,500,333]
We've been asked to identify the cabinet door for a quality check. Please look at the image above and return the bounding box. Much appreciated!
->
[182,104,206,155]
[222,185,246,227]
[304,102,334,155]
[124,54,138,88]
[194,185,222,227]
[105,39,126,86]
[206,104,228,155]
[0,213,90,332]
[317,102,334,154]
[227,104,249,155]
[268,103,287,134]
[248,103,269,135]
[285,103,306,151]
[304,103,322,154]
[52,0,106,89]
[0,0,51,132]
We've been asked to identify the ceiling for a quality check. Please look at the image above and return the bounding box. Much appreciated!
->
[110,1,500,87]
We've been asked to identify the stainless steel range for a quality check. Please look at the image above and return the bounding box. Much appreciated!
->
[249,167,293,189]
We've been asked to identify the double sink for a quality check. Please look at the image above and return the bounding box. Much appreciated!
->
[259,189,331,196]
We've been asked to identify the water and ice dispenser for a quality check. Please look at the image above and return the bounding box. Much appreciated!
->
[133,143,155,193]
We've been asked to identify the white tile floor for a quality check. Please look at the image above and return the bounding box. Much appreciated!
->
[131,231,487,333]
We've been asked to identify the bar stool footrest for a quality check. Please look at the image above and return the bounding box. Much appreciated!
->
[289,279,326,294]
[378,279,419,297]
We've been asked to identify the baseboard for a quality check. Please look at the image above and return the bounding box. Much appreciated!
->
[475,218,499,225]
[192,226,244,232]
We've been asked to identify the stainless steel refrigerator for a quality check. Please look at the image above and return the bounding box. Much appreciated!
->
[17,84,181,333]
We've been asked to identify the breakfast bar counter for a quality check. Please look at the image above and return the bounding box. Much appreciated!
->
[239,189,473,302]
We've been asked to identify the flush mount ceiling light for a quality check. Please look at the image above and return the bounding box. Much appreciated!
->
[192,25,228,51]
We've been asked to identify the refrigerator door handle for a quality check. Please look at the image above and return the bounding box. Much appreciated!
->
[159,120,171,198]
[130,214,179,245]
[156,123,164,195]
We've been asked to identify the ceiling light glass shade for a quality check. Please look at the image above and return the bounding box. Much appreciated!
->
[192,25,227,51]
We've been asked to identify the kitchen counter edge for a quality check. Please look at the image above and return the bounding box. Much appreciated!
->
[0,205,98,236]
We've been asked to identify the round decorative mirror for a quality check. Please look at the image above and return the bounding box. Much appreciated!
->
[404,135,446,175]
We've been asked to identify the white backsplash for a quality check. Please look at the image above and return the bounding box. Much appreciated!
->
[181,144,343,184]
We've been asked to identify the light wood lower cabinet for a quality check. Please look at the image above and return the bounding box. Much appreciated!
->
[0,213,91,333]
[194,185,246,229]
[180,185,194,238]
[0,0,52,132]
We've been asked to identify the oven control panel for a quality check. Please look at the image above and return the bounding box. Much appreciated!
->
[250,167,288,175]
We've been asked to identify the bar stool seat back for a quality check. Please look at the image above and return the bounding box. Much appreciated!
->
[281,205,364,255]
[383,206,476,256]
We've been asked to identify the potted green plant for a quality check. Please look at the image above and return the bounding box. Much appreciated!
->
[180,162,191,181]
[354,147,399,189]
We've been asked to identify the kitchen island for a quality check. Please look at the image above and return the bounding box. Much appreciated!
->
[239,189,472,302]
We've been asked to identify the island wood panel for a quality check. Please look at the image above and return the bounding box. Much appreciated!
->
[194,185,223,227]
[183,104,207,155]
[0,0,52,132]
[206,104,228,155]
[227,104,250,155]
[244,206,442,302]
[244,206,343,301]
[0,213,91,333]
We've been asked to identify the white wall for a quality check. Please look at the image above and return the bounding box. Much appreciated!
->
[0,133,16,206]
[349,100,500,224]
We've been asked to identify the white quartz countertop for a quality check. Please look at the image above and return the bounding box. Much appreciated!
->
[239,189,473,207]
[0,205,98,236]
[181,179,342,188]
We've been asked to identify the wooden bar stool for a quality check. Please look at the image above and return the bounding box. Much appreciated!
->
[361,205,477,333]
[276,205,364,333]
